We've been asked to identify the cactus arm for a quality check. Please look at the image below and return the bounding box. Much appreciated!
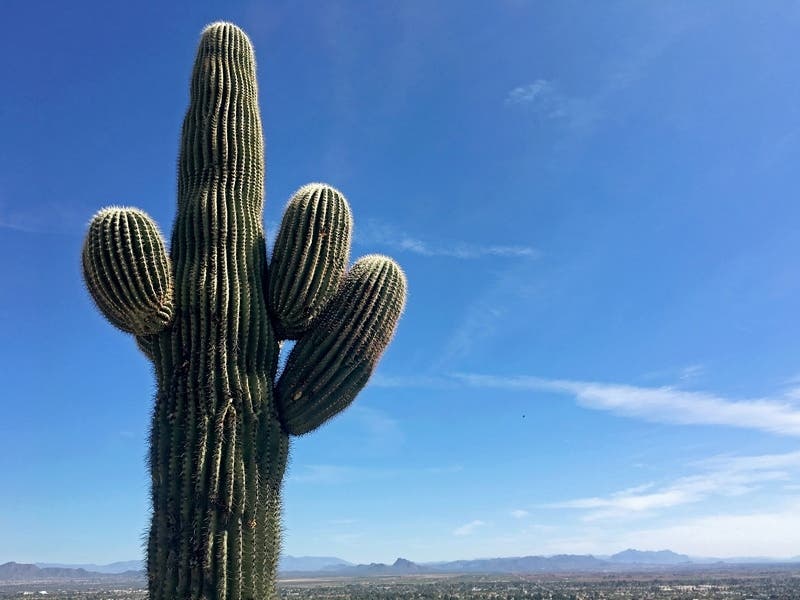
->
[267,183,352,339]
[135,334,158,359]
[275,255,407,435]
[81,207,174,336]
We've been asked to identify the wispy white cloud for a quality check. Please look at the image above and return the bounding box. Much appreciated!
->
[288,462,466,485]
[348,405,405,450]
[782,372,800,385]
[505,79,601,132]
[370,373,457,389]
[451,373,800,437]
[678,364,705,381]
[434,262,542,368]
[290,464,363,485]
[547,450,800,521]
[510,509,529,519]
[441,307,508,367]
[0,201,87,234]
[356,219,538,259]
[695,450,800,473]
[614,502,800,558]
[505,79,557,106]
[638,364,706,386]
[505,9,706,137]
[373,372,800,437]
[511,500,800,558]
[453,520,486,536]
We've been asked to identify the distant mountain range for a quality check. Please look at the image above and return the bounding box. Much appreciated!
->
[0,562,144,582]
[3,549,799,583]
[608,549,691,564]
[34,557,354,574]
[36,560,144,574]
[279,555,353,572]
[278,548,798,576]
[410,554,609,575]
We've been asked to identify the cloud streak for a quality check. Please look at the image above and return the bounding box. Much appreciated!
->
[452,373,800,437]
[504,9,707,136]
[433,261,542,368]
[616,502,800,558]
[505,80,558,107]
[289,465,364,485]
[525,500,800,558]
[453,520,486,536]
[0,201,86,235]
[547,450,800,520]
[369,373,457,389]
[356,220,538,260]
[349,405,405,450]
[288,462,466,485]
[504,79,600,131]
[374,372,800,437]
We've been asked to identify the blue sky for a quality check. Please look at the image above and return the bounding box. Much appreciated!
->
[3,0,800,564]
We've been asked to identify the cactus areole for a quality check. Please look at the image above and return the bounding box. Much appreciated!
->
[81,22,406,600]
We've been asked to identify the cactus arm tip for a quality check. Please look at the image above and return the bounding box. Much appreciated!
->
[81,206,174,337]
[268,183,353,339]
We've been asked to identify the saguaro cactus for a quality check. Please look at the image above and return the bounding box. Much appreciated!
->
[81,22,406,600]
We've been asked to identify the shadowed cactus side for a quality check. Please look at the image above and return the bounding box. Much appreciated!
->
[81,22,406,600]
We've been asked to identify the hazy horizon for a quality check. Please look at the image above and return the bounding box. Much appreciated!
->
[20,547,800,567]
[3,1,800,566]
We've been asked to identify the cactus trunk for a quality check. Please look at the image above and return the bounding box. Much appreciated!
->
[147,345,286,599]
[143,23,287,600]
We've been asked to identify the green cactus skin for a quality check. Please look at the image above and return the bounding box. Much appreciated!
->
[82,208,174,336]
[81,22,406,600]
[276,255,407,435]
[268,183,353,340]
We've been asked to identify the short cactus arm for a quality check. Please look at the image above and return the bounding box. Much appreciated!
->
[275,255,407,435]
[81,207,174,337]
[268,183,352,340]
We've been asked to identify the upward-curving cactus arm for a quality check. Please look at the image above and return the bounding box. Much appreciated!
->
[81,22,406,600]
[268,183,353,340]
[275,254,407,435]
[82,207,174,336]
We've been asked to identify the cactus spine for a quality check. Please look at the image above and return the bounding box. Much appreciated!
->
[81,22,406,600]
